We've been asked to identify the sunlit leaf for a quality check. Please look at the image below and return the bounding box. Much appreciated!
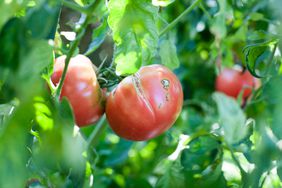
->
[213,93,249,145]
[0,0,28,30]
[108,0,158,75]
[152,0,175,7]
[34,96,54,131]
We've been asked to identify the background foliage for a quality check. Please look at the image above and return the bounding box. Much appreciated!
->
[0,0,282,187]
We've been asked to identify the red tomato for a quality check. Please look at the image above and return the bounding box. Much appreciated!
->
[51,55,105,127]
[106,65,183,141]
[215,68,260,99]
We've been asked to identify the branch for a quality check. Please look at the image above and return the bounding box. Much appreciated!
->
[159,0,203,36]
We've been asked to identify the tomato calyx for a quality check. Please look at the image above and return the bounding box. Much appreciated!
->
[96,62,124,89]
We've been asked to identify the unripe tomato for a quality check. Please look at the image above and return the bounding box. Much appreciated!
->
[106,65,183,141]
[51,55,105,127]
[215,68,260,99]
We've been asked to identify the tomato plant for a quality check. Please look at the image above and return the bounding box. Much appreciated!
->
[1,0,282,187]
[51,55,105,127]
[106,65,183,141]
[215,67,260,99]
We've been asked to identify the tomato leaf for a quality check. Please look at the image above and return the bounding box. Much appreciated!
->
[210,0,233,39]
[152,0,175,7]
[0,18,27,71]
[85,18,108,55]
[263,76,282,139]
[213,93,249,145]
[104,139,133,166]
[25,1,61,40]
[159,38,180,70]
[0,103,34,187]
[277,161,282,181]
[108,0,158,75]
[58,98,75,126]
[19,40,53,81]
[156,161,185,188]
[181,135,222,173]
[34,96,54,131]
[243,33,279,78]
[0,0,28,30]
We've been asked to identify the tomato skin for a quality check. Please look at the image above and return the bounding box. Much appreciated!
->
[215,68,260,99]
[106,65,183,141]
[51,55,105,127]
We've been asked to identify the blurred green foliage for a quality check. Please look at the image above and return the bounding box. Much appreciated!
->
[0,0,282,187]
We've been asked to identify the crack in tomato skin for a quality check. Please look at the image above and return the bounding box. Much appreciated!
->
[132,72,155,118]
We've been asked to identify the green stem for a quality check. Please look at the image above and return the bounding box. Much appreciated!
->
[87,115,107,148]
[199,2,212,20]
[229,147,247,176]
[159,0,203,36]
[265,43,278,76]
[62,0,87,13]
[54,0,102,99]
[54,19,88,99]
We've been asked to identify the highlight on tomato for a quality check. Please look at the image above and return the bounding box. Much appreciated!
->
[51,54,105,127]
[215,67,260,99]
[106,64,183,141]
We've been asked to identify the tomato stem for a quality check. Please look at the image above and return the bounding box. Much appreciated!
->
[159,0,203,36]
[54,0,102,99]
[62,0,87,13]
[86,115,107,148]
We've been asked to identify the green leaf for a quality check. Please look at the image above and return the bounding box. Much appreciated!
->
[18,40,53,81]
[156,162,185,188]
[0,18,27,70]
[85,18,108,55]
[152,0,175,7]
[104,139,133,166]
[0,101,35,187]
[159,38,180,70]
[25,1,61,40]
[263,76,282,139]
[277,160,282,181]
[210,0,233,39]
[108,0,158,75]
[213,93,248,145]
[180,135,222,174]
[0,0,28,30]
[249,12,264,21]
[243,39,279,78]
[34,96,54,131]
[58,98,75,126]
[180,134,224,187]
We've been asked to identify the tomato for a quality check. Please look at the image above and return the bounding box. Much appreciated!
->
[106,65,183,141]
[215,68,260,99]
[51,55,105,127]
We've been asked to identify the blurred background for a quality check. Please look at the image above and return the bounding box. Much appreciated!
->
[1,0,282,187]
